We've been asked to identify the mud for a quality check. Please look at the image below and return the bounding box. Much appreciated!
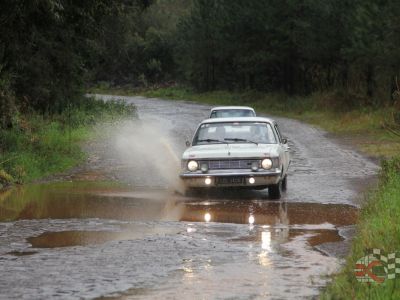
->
[0,96,379,299]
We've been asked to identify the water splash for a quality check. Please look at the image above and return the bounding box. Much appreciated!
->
[99,119,185,193]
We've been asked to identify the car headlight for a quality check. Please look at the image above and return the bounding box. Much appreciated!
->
[261,158,273,170]
[187,160,199,172]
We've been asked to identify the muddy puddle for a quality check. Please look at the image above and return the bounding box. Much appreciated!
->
[0,181,358,252]
[0,182,358,224]
[27,227,180,248]
[0,177,360,300]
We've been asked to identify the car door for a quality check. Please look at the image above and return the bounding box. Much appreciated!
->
[273,123,290,176]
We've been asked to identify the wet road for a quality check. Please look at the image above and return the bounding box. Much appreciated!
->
[0,96,378,299]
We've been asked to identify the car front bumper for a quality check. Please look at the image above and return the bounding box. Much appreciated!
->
[180,169,281,188]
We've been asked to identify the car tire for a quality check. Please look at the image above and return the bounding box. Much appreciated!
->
[282,175,287,191]
[269,180,282,199]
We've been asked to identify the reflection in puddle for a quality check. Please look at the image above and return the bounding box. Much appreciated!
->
[180,200,357,226]
[261,231,271,251]
[0,182,358,226]
[0,182,358,251]
[258,251,271,267]
[27,225,179,248]
[0,182,174,222]
[28,231,141,248]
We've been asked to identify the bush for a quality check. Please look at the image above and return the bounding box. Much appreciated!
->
[0,97,136,184]
[0,83,18,130]
[381,156,400,182]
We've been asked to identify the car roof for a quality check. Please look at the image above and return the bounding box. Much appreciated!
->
[200,116,275,124]
[210,106,255,112]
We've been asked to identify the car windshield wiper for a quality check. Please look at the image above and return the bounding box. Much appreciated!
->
[197,138,229,144]
[224,138,258,145]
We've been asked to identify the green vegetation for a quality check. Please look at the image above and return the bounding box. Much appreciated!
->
[0,98,136,188]
[323,157,400,299]
[174,1,400,100]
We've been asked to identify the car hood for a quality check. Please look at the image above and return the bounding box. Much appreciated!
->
[182,143,279,159]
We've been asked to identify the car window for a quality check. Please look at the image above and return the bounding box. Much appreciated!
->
[210,111,218,118]
[274,124,282,143]
[193,122,277,145]
[210,109,255,118]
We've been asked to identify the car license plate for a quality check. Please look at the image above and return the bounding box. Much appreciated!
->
[216,176,245,185]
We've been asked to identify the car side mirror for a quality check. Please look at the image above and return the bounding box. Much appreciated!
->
[185,141,191,147]
[282,138,288,144]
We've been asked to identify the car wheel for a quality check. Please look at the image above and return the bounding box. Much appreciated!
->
[269,180,282,199]
[282,175,287,191]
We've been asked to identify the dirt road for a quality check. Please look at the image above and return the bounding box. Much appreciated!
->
[0,96,378,299]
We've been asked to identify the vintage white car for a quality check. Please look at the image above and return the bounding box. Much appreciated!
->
[209,106,256,118]
[180,117,290,199]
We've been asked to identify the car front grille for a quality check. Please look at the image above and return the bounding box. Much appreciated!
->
[200,159,259,170]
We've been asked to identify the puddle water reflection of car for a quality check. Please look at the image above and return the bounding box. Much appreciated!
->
[0,181,357,252]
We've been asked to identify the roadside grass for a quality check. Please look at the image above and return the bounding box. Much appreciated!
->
[322,157,400,299]
[0,97,136,188]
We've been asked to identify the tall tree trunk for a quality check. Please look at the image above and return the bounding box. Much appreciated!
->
[366,63,375,98]
[284,61,295,95]
[340,62,349,89]
[211,56,216,90]
[390,74,399,103]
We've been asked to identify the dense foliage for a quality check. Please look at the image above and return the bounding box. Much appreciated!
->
[0,0,152,120]
[1,0,400,126]
[176,0,400,103]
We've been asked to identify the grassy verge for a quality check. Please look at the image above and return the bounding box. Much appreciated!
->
[0,97,136,188]
[323,157,400,299]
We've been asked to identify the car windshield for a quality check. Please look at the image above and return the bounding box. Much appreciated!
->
[210,109,255,118]
[193,122,277,145]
